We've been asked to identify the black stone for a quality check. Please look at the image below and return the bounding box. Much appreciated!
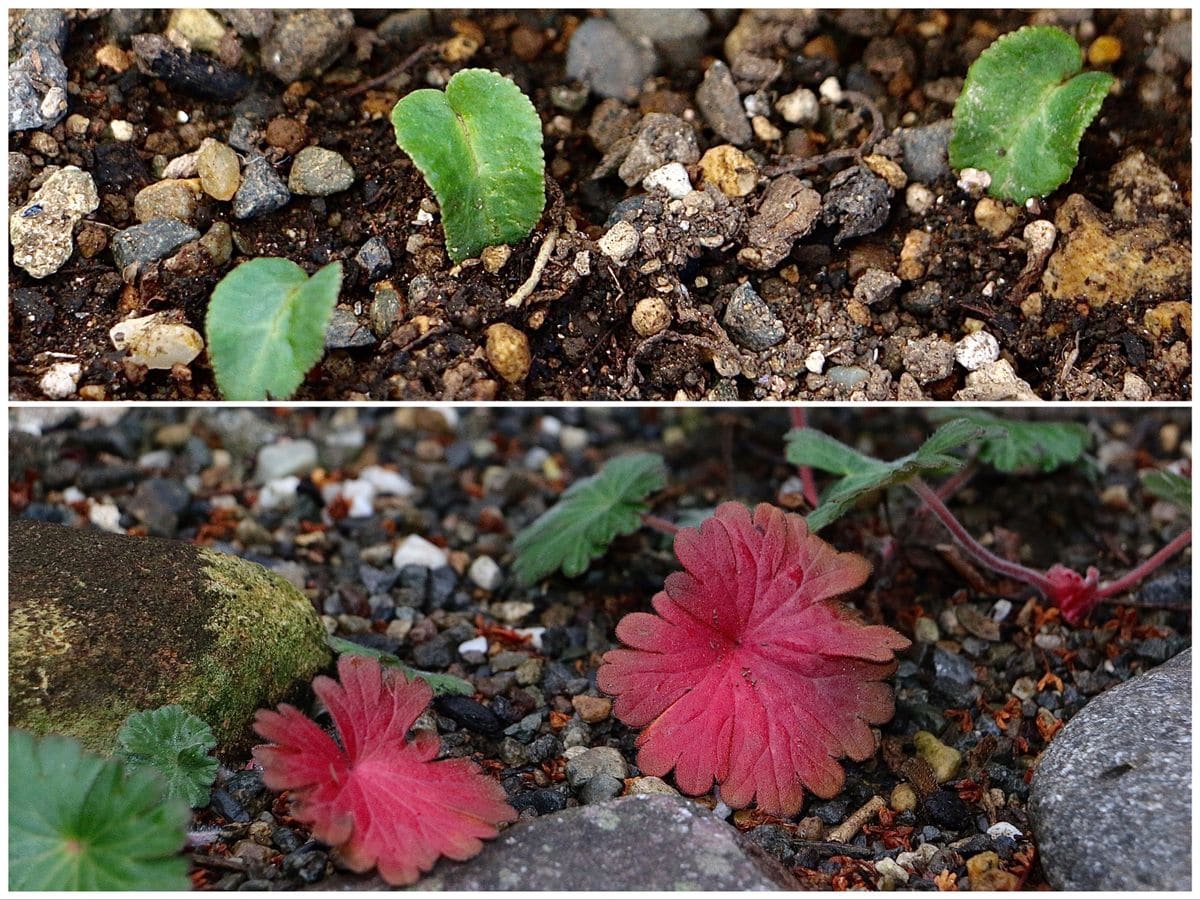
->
[130,33,251,101]
[434,695,503,736]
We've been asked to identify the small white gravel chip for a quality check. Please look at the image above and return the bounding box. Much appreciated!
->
[88,502,124,533]
[458,636,488,657]
[323,479,375,518]
[109,119,134,141]
[468,555,503,591]
[39,361,81,399]
[987,821,1023,841]
[905,182,935,216]
[258,476,301,510]
[819,75,843,103]
[598,219,639,264]
[956,167,992,196]
[775,87,819,126]
[875,857,910,883]
[357,465,414,497]
[109,312,204,370]
[392,534,448,570]
[954,331,1000,371]
[642,163,692,199]
[804,350,826,374]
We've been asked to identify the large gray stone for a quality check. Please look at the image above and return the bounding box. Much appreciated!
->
[1029,650,1191,891]
[314,795,801,891]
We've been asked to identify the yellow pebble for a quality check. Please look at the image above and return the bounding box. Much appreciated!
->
[890,782,918,812]
[1088,35,1122,66]
[913,730,963,783]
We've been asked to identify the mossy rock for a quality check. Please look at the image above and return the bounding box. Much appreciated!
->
[9,520,330,755]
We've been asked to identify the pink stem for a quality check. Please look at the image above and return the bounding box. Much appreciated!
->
[909,477,1056,595]
[789,408,820,508]
[1095,527,1192,600]
[642,513,680,536]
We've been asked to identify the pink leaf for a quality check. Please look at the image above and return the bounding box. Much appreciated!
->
[252,655,515,885]
[598,502,910,817]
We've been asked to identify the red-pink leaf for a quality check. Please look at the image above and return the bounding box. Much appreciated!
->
[252,655,515,885]
[598,502,910,817]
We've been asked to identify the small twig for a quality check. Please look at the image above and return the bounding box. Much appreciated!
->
[641,513,680,537]
[343,44,434,98]
[827,795,885,844]
[788,408,820,508]
[505,224,559,308]
[763,90,885,177]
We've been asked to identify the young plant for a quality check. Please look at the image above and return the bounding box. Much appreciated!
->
[936,409,1090,474]
[206,257,342,400]
[327,635,474,696]
[9,730,190,891]
[598,503,910,817]
[252,655,516,886]
[392,68,546,262]
[950,26,1115,203]
[512,451,668,585]
[116,705,219,808]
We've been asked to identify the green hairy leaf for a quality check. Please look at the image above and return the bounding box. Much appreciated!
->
[116,706,219,808]
[9,730,190,891]
[327,636,474,695]
[207,258,342,400]
[1141,469,1191,514]
[933,410,1090,473]
[512,452,669,584]
[950,26,1115,203]
[787,420,990,531]
[392,68,546,263]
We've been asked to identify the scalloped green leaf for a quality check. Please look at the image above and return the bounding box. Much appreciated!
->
[9,730,190,891]
[392,68,545,263]
[786,419,991,531]
[326,636,474,696]
[206,258,342,400]
[512,452,668,585]
[932,410,1090,473]
[1141,469,1191,514]
[950,26,1115,203]
[116,706,219,808]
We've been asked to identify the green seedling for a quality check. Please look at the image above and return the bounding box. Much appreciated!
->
[9,730,190,891]
[1141,468,1191,513]
[392,68,545,263]
[326,636,474,696]
[933,409,1091,474]
[950,26,1115,203]
[207,258,342,400]
[116,706,219,808]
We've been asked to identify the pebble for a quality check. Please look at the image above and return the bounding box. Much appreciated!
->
[10,166,100,278]
[875,857,909,885]
[853,268,901,305]
[905,182,935,216]
[695,61,752,146]
[39,361,81,399]
[818,76,844,103]
[358,465,413,497]
[288,147,355,197]
[392,535,448,571]
[864,154,907,190]
[954,359,1039,401]
[324,307,375,350]
[258,476,301,510]
[265,117,308,155]
[199,222,233,267]
[610,10,710,68]
[722,282,785,351]
[578,774,624,805]
[598,220,640,263]
[699,145,758,198]
[631,297,672,337]
[565,17,657,102]
[565,746,629,788]
[954,331,1000,371]
[233,155,291,219]
[133,179,197,224]
[897,229,934,280]
[889,782,918,813]
[913,730,963,783]
[130,34,250,102]
[956,167,992,196]
[974,197,1016,237]
[902,336,955,384]
[468,556,503,591]
[485,323,532,383]
[827,365,869,390]
[1087,35,1122,66]
[196,139,241,201]
[168,9,227,55]
[775,87,819,126]
[617,113,699,186]
[898,118,953,184]
[262,10,355,83]
[571,695,613,723]
[741,174,819,268]
[254,439,319,482]
[642,162,692,199]
[9,12,70,131]
[626,776,678,797]
[821,166,892,244]
[111,219,201,272]
[109,312,204,370]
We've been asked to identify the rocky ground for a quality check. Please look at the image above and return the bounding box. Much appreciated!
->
[8,406,1191,890]
[8,9,1192,401]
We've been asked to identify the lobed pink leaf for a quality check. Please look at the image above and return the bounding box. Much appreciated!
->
[252,655,515,885]
[598,502,910,817]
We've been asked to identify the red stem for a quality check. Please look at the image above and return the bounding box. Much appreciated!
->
[909,478,1056,595]
[789,408,820,508]
[641,513,680,537]
[1096,527,1192,599]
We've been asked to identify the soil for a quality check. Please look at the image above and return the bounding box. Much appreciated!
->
[7,9,1192,401]
[8,406,1192,889]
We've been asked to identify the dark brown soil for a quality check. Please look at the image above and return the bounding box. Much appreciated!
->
[8,10,1192,400]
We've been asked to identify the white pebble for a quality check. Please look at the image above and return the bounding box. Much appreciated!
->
[775,87,819,126]
[137,450,173,470]
[989,598,1014,621]
[539,416,562,437]
[258,476,301,510]
[906,182,935,216]
[458,635,488,657]
[468,555,503,591]
[598,220,640,264]
[954,331,1000,371]
[875,857,910,884]
[358,465,414,497]
[39,361,81,399]
[323,479,375,518]
[392,534,448,570]
[109,312,203,370]
[1023,220,1057,257]
[642,163,693,200]
[88,502,123,533]
[514,626,545,650]
[804,350,826,374]
[987,821,1023,840]
[559,426,589,452]
[818,76,843,103]
[109,119,134,141]
[62,486,85,504]
[956,167,992,196]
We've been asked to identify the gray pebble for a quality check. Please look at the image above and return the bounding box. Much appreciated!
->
[853,268,901,306]
[9,11,70,132]
[254,439,318,482]
[826,365,870,389]
[899,118,953,184]
[233,155,290,219]
[821,165,892,244]
[324,306,376,350]
[378,10,434,47]
[289,146,355,196]
[111,218,200,272]
[610,10,709,68]
[566,18,658,103]
[618,113,699,186]
[579,774,625,804]
[901,280,944,315]
[722,282,786,351]
[354,236,392,280]
[696,60,752,146]
[262,10,354,83]
[565,746,629,788]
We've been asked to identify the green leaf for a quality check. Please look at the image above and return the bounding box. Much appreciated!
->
[512,452,668,584]
[9,730,190,891]
[327,636,474,696]
[1141,469,1191,514]
[116,706,219,808]
[950,26,1115,203]
[206,258,342,400]
[787,420,989,531]
[392,68,545,263]
[931,410,1091,473]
